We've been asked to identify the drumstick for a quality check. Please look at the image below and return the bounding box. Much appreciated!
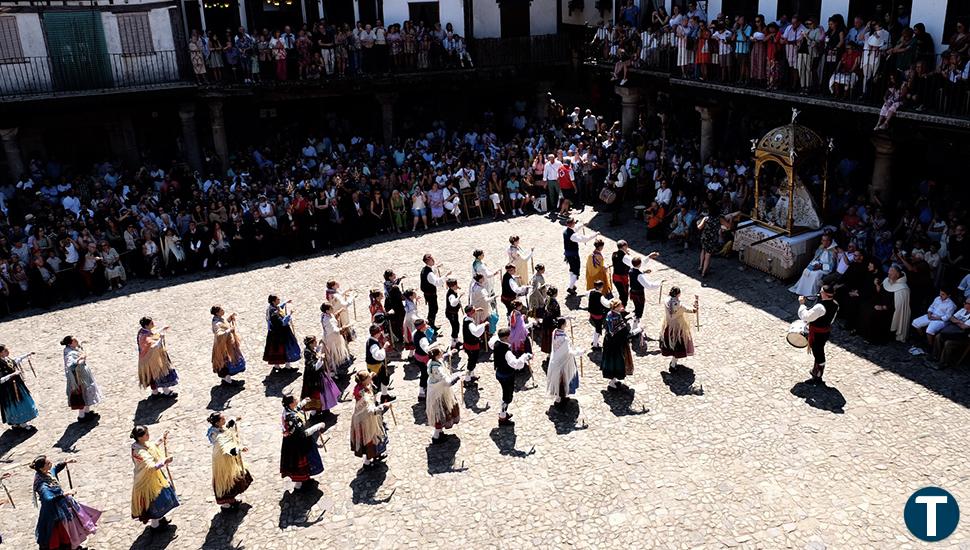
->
[658,281,663,304]
[65,464,74,490]
[388,403,398,426]
[1,478,14,508]
[694,295,700,331]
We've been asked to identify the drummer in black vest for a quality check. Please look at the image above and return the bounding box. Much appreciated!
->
[412,318,432,400]
[629,254,663,332]
[588,280,612,350]
[445,278,462,346]
[420,254,451,330]
[491,327,533,427]
[611,240,634,307]
[365,324,396,403]
[501,264,528,317]
[563,218,598,295]
[797,284,839,384]
[461,305,488,387]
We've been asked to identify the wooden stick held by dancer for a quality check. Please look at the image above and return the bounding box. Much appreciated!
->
[694,295,700,331]
[162,432,177,494]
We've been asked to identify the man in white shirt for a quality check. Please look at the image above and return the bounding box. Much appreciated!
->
[461,305,488,385]
[61,192,81,217]
[582,109,598,132]
[543,154,564,216]
[654,180,672,208]
[912,289,958,354]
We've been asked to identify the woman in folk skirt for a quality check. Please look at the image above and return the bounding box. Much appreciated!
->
[659,286,697,371]
[600,299,634,389]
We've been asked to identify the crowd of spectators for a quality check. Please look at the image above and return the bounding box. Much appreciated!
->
[186,19,473,84]
[2,91,969,370]
[595,1,970,122]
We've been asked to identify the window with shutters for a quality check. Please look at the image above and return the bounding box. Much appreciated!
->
[117,13,154,56]
[0,16,25,64]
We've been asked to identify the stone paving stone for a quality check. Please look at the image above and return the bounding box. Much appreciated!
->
[0,212,968,548]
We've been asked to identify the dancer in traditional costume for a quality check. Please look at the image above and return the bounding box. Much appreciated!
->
[426,347,461,443]
[136,318,179,398]
[538,286,561,357]
[587,280,612,350]
[469,273,495,345]
[585,239,613,294]
[611,240,634,307]
[350,370,390,467]
[563,218,599,294]
[461,305,487,387]
[320,303,353,375]
[0,344,37,430]
[508,300,534,355]
[301,336,341,414]
[445,278,462,345]
[547,317,581,405]
[61,337,102,422]
[206,413,253,510]
[472,250,501,336]
[383,270,406,346]
[659,287,697,371]
[365,324,396,404]
[490,327,533,427]
[413,318,432,400]
[421,253,450,329]
[507,236,533,285]
[601,299,634,389]
[262,295,300,370]
[129,425,179,530]
[402,289,419,355]
[501,264,529,317]
[31,456,101,549]
[798,284,839,384]
[369,289,386,322]
[471,249,501,295]
[527,263,548,320]
[210,307,246,385]
[279,395,325,490]
[326,280,357,342]
[628,255,663,331]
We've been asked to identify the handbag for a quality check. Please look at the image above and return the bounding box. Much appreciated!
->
[599,187,617,205]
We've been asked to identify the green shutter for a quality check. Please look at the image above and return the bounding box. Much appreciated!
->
[43,11,112,91]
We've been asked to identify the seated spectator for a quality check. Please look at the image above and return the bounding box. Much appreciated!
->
[829,42,861,98]
[933,296,970,366]
[910,288,957,355]
[874,71,907,130]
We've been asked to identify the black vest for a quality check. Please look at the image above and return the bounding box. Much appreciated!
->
[493,340,514,379]
[413,329,429,359]
[612,250,629,276]
[501,272,515,300]
[629,268,643,292]
[365,336,382,364]
[420,265,436,295]
[462,317,481,350]
[563,228,579,256]
[588,290,606,316]
[446,288,460,317]
[809,299,839,328]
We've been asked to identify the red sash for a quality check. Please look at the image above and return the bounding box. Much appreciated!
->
[612,274,629,284]
[463,341,481,351]
[808,325,830,348]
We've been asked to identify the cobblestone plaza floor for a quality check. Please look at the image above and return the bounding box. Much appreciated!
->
[1,212,968,549]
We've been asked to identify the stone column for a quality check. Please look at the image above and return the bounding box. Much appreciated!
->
[109,113,140,168]
[0,128,23,182]
[695,105,716,164]
[376,93,397,145]
[615,86,640,137]
[208,99,229,171]
[179,102,203,171]
[870,133,895,204]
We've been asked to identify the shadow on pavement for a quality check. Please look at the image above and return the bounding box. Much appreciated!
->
[790,381,847,414]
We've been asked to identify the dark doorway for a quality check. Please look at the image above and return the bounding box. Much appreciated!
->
[408,2,440,28]
[42,11,112,91]
[358,0,381,24]
[722,0,759,21]
[776,0,821,21]
[202,2,241,35]
[499,0,530,38]
[324,0,356,26]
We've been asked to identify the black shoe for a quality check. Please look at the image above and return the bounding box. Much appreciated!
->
[380,394,397,403]
[462,380,478,388]
[431,435,445,444]
[417,395,426,401]
[498,417,515,427]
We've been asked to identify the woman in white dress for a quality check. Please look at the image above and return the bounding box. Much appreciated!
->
[326,280,356,342]
[546,318,580,405]
[62,336,103,421]
[507,236,533,286]
[402,289,419,355]
[320,303,352,373]
[425,347,461,443]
